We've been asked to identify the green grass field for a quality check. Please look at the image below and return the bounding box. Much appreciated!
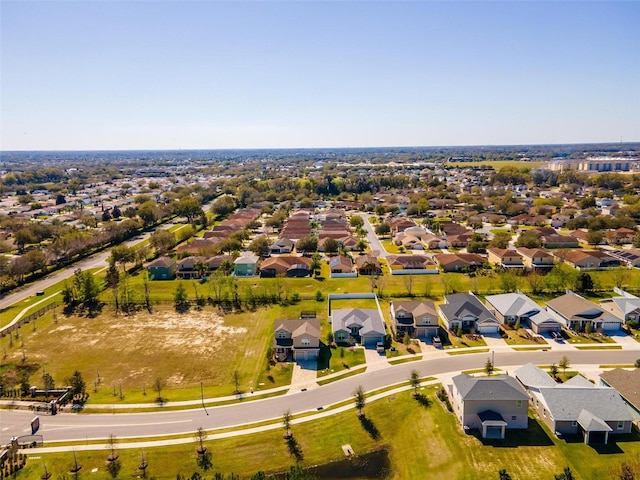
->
[12,386,638,480]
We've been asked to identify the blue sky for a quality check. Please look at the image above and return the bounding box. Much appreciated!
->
[1,1,639,151]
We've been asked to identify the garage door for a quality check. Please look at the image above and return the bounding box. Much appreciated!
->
[478,325,499,334]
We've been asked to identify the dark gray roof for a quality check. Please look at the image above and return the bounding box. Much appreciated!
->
[515,363,557,389]
[452,374,529,402]
[441,293,499,326]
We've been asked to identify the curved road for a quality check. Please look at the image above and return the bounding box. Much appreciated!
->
[2,349,638,445]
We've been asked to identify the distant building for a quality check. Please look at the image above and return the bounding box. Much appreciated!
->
[548,157,634,173]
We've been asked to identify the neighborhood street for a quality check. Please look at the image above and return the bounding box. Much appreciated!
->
[2,349,638,447]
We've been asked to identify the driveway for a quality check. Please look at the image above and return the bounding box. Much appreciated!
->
[357,213,388,259]
[363,346,389,371]
[482,332,508,348]
[288,361,319,393]
[608,330,640,349]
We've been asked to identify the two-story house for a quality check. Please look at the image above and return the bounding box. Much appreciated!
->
[273,318,321,362]
[389,300,439,340]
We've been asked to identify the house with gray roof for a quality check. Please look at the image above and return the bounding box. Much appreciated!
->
[439,293,501,334]
[331,308,386,348]
[514,363,557,392]
[484,292,561,335]
[546,291,623,332]
[448,374,529,439]
[599,288,640,325]
[516,363,632,444]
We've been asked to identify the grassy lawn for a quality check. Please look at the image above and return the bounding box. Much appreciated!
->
[501,326,547,346]
[574,345,622,350]
[380,240,402,254]
[565,331,617,344]
[13,384,640,479]
[447,348,490,356]
[444,333,488,349]
[329,298,379,311]
[317,346,366,377]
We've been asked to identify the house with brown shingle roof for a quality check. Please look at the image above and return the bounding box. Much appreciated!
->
[516,247,555,272]
[274,318,321,362]
[600,368,640,420]
[434,253,486,272]
[390,300,439,340]
[386,254,438,274]
[259,256,311,278]
[487,248,524,270]
[554,250,620,270]
[546,291,623,332]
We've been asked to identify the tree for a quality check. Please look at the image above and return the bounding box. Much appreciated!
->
[409,369,420,396]
[550,363,559,379]
[554,467,575,480]
[499,272,519,293]
[110,245,135,273]
[210,195,237,217]
[349,215,364,229]
[232,369,240,394]
[374,222,390,237]
[68,370,86,396]
[635,358,640,368]
[485,357,495,376]
[105,259,120,313]
[323,238,339,255]
[488,231,512,249]
[586,230,604,246]
[248,236,270,257]
[154,377,164,403]
[354,385,366,417]
[106,434,119,462]
[282,410,292,439]
[43,372,55,392]
[296,236,318,254]
[498,469,512,480]
[612,266,630,289]
[174,282,189,313]
[559,356,570,378]
[515,231,542,248]
[355,239,368,252]
[175,197,204,223]
[149,229,175,255]
[574,272,594,293]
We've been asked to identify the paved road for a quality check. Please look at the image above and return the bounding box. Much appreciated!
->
[2,349,638,445]
[358,213,388,259]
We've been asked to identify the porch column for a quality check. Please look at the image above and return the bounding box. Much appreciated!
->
[482,425,487,438]
[605,431,609,445]
[501,425,505,439]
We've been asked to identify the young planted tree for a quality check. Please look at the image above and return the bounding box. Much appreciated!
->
[409,369,421,396]
[559,356,570,379]
[550,363,559,380]
[282,409,292,439]
[498,469,512,480]
[232,369,241,394]
[106,434,119,462]
[194,427,208,454]
[174,282,189,313]
[354,385,366,417]
[154,377,164,403]
[484,357,495,376]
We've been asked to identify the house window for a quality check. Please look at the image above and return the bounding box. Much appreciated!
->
[423,316,431,325]
[618,421,625,430]
[511,416,516,421]
[301,337,311,346]
[543,409,546,418]
[517,400,522,407]
[277,331,287,339]
[571,421,577,427]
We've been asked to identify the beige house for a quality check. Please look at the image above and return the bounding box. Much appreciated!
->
[389,300,439,340]
[273,318,321,362]
[487,248,524,270]
[516,247,555,272]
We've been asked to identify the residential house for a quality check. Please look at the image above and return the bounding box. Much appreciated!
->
[176,256,207,279]
[388,217,417,234]
[516,364,633,444]
[434,253,486,273]
[516,247,555,273]
[487,248,525,270]
[389,300,439,340]
[176,238,220,256]
[605,228,636,245]
[439,293,501,334]
[329,255,354,275]
[484,292,561,334]
[448,374,529,439]
[532,228,579,249]
[386,254,438,274]
[273,318,321,362]
[393,233,424,251]
[599,288,640,324]
[604,249,640,268]
[147,256,176,280]
[600,368,640,421]
[233,255,260,277]
[331,308,386,347]
[554,250,620,270]
[546,291,623,332]
[259,256,311,278]
[206,254,233,272]
[572,229,606,246]
[269,238,295,255]
[355,254,382,276]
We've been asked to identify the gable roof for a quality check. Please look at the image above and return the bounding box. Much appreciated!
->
[440,293,500,326]
[485,293,558,327]
[147,256,176,268]
[392,300,437,319]
[546,291,619,323]
[452,374,528,402]
[536,386,633,423]
[514,363,557,389]
[332,308,386,336]
[600,368,640,409]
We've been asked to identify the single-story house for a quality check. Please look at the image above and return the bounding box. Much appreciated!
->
[273,318,321,362]
[259,256,311,278]
[487,248,525,270]
[331,308,386,347]
[386,254,438,274]
[176,256,207,279]
[329,255,354,274]
[516,364,633,444]
[147,256,176,280]
[389,300,439,340]
[554,250,620,270]
[439,293,501,334]
[546,291,623,332]
[355,254,382,276]
[269,238,295,255]
[484,292,561,334]
[434,253,486,272]
[599,289,640,324]
[449,374,529,439]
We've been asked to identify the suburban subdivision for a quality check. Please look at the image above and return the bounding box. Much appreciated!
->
[1,145,640,479]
